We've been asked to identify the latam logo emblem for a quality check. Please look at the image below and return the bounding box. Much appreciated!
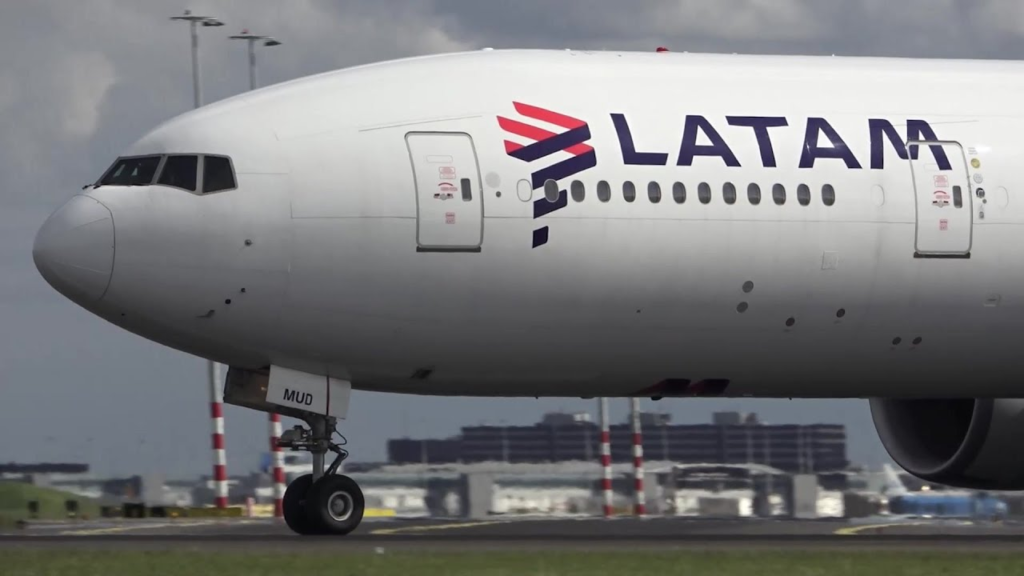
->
[497,102,597,248]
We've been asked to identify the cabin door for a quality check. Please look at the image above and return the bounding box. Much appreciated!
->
[406,132,483,252]
[909,141,972,258]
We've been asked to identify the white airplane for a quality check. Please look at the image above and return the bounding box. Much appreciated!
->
[32,48,1024,535]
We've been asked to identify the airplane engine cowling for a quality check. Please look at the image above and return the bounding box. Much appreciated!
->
[870,399,1024,490]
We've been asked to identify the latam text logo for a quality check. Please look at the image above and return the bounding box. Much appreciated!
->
[612,115,951,171]
[498,103,952,249]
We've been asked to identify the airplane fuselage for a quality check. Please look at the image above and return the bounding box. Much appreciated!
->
[35,50,1024,398]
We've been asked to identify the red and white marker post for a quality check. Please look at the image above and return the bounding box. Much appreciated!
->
[209,362,229,508]
[599,398,613,518]
[269,413,286,517]
[630,397,646,517]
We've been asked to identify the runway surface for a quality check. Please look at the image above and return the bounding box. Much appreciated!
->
[4,517,1024,551]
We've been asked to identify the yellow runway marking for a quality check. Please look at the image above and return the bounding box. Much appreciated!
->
[371,520,509,536]
[60,521,214,536]
[834,521,932,535]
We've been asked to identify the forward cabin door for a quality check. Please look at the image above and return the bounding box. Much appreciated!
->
[909,141,972,258]
[406,132,483,252]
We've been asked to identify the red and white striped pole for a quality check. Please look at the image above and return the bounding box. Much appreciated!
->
[269,413,286,518]
[630,397,646,517]
[598,398,613,518]
[209,361,229,509]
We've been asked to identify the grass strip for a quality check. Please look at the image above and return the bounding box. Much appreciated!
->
[0,482,100,522]
[2,550,1024,576]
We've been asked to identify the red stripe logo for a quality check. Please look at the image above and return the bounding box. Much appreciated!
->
[496,102,597,248]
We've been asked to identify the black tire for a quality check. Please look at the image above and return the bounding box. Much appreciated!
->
[282,474,320,535]
[304,475,365,536]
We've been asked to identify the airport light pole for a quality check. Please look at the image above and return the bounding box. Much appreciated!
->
[171,9,228,508]
[170,10,225,108]
[805,428,816,473]
[229,30,282,91]
[583,420,592,462]
[745,420,753,464]
[764,422,774,516]
[796,426,804,473]
[660,421,668,461]
[229,26,283,517]
[500,421,509,463]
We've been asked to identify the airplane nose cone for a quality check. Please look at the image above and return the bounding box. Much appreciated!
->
[33,195,115,302]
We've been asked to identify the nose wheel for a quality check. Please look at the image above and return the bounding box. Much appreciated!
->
[305,475,365,534]
[282,473,365,535]
[278,417,365,536]
[282,474,317,535]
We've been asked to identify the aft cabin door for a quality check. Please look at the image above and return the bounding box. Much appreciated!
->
[909,141,972,258]
[406,132,483,252]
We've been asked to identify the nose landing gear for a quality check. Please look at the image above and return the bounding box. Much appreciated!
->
[277,416,365,536]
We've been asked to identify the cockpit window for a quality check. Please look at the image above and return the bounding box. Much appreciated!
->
[157,155,198,192]
[99,156,161,186]
[203,156,236,194]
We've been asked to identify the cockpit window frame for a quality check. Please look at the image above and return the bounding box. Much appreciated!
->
[95,153,238,196]
[96,154,164,187]
[156,154,200,193]
[200,154,238,195]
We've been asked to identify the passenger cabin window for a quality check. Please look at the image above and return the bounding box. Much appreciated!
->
[203,155,237,194]
[822,184,836,206]
[723,182,737,205]
[100,156,161,187]
[772,184,786,206]
[797,184,811,206]
[571,180,585,203]
[543,179,559,203]
[953,185,963,208]
[747,183,761,205]
[698,183,711,204]
[672,182,686,204]
[597,180,611,203]
[648,182,662,203]
[157,155,198,192]
[623,181,636,203]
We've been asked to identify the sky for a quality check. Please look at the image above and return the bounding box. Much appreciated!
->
[3,0,1024,479]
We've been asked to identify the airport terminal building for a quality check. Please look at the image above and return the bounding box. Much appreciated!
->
[387,412,848,472]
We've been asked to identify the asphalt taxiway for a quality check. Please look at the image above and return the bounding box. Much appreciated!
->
[4,517,1024,551]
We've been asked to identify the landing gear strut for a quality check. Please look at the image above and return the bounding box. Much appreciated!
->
[277,416,365,536]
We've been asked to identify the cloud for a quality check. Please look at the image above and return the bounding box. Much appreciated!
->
[974,0,1024,34]
[0,0,474,200]
[4,0,1024,476]
[643,0,828,42]
[0,73,15,114]
[53,52,117,139]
